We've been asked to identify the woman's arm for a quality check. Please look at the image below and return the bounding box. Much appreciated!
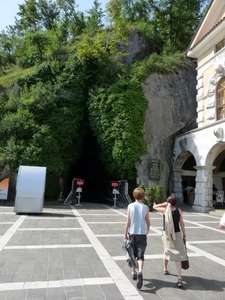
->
[153,201,168,213]
[179,208,186,242]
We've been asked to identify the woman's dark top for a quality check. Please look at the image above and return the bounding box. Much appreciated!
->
[163,208,180,232]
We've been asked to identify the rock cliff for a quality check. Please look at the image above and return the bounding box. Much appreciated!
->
[137,63,197,197]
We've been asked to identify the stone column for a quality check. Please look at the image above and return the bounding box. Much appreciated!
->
[193,166,215,212]
[173,169,183,203]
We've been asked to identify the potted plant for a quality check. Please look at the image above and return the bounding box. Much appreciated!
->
[155,185,163,204]
[141,184,156,211]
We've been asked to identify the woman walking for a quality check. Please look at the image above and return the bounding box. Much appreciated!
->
[153,195,187,287]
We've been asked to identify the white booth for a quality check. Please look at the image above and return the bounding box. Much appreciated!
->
[14,166,46,214]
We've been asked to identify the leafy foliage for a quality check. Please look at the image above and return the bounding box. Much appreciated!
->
[142,184,155,211]
[141,183,163,210]
[155,185,163,203]
[88,77,148,179]
[149,0,209,53]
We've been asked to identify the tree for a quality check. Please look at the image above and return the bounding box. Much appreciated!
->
[22,31,51,63]
[37,0,59,30]
[149,0,211,52]
[0,54,88,199]
[106,0,130,41]
[17,0,41,31]
[86,0,104,35]
[56,0,81,41]
[121,0,151,22]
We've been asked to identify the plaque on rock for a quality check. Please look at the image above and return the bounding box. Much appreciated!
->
[149,159,160,180]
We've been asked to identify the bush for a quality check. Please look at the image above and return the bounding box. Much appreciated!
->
[155,185,163,204]
[140,183,164,211]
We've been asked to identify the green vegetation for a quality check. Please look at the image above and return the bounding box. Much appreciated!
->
[0,0,210,199]
[140,183,163,211]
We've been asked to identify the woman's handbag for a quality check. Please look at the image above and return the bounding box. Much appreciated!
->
[181,243,189,270]
[181,258,189,269]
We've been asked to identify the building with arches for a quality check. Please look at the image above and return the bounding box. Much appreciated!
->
[173,0,225,212]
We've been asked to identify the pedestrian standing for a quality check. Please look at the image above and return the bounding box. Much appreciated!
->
[124,187,150,290]
[212,184,218,206]
[185,183,193,204]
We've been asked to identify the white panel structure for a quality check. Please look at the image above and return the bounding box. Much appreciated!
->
[14,166,46,214]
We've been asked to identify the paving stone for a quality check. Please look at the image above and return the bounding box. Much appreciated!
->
[0,291,7,300]
[46,287,66,299]
[5,290,27,300]
[26,288,46,299]
[83,285,105,300]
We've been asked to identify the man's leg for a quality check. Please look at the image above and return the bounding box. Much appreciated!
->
[138,260,144,272]
[136,236,146,290]
[131,267,137,280]
[129,235,138,280]
[137,261,143,290]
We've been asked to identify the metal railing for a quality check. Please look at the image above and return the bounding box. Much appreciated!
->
[63,178,85,205]
[104,180,132,207]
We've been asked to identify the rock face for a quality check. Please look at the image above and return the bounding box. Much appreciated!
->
[137,64,197,197]
[116,28,152,65]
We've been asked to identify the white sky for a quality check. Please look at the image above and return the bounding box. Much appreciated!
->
[0,0,108,32]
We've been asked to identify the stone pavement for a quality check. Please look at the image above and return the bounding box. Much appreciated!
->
[0,201,225,300]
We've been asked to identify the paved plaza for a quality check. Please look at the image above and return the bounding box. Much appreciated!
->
[0,201,225,299]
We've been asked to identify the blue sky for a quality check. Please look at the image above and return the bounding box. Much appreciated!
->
[0,0,108,31]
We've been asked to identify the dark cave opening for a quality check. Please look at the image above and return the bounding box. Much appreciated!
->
[66,134,112,203]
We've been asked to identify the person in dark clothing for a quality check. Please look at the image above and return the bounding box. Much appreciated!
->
[182,185,188,204]
[153,196,187,288]
[212,184,218,206]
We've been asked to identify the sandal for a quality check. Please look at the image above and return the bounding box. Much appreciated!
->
[163,270,169,275]
[177,279,183,288]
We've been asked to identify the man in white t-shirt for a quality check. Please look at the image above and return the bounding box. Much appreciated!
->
[219,213,225,229]
[124,188,150,290]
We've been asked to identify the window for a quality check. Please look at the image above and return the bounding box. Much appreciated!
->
[217,77,225,120]
[216,39,225,53]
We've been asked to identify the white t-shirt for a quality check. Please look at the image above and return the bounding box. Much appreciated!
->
[128,202,148,235]
[220,213,225,226]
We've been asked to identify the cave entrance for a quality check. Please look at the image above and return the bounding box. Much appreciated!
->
[66,134,111,203]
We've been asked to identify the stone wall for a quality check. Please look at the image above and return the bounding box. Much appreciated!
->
[136,63,197,198]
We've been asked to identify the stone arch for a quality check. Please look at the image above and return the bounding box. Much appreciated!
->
[173,142,199,169]
[205,142,225,204]
[205,142,225,166]
[173,150,197,203]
